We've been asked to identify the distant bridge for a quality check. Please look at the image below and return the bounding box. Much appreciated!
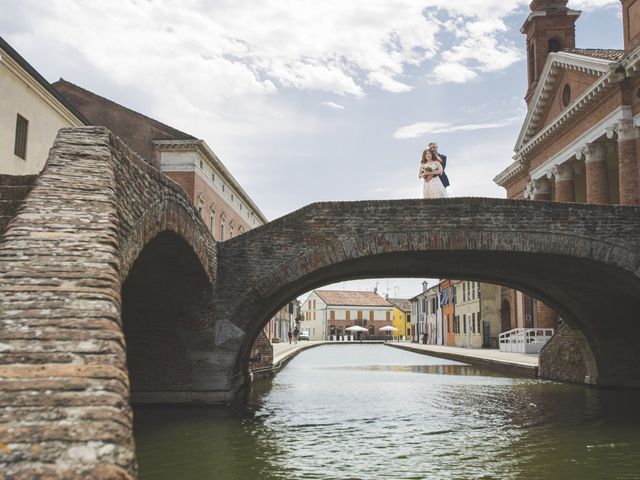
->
[1,127,640,478]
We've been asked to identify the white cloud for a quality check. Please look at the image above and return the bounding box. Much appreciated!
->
[431,62,478,83]
[322,101,346,110]
[393,120,513,139]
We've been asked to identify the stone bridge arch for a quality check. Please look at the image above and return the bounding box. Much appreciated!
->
[0,127,220,478]
[217,199,640,391]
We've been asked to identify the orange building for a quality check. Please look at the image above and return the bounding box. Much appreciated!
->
[440,279,456,346]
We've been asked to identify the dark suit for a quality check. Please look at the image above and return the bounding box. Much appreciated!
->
[437,153,450,188]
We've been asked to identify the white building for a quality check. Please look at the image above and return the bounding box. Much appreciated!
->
[1,37,85,175]
[300,290,394,340]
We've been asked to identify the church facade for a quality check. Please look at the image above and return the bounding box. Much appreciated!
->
[494,0,640,330]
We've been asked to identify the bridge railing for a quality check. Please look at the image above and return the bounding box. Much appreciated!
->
[499,328,555,354]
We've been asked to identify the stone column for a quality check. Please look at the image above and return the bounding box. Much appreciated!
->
[581,143,609,204]
[532,177,552,201]
[552,164,575,202]
[613,119,640,205]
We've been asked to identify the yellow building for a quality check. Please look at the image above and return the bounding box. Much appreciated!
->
[390,298,412,340]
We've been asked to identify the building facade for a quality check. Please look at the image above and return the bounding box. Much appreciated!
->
[453,280,482,348]
[300,290,394,340]
[390,298,412,340]
[1,37,86,175]
[265,300,300,343]
[494,0,640,332]
[53,80,267,240]
[440,279,456,346]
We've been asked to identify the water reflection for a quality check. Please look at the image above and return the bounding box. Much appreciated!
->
[134,345,640,480]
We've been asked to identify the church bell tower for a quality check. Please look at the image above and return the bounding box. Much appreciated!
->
[522,0,581,105]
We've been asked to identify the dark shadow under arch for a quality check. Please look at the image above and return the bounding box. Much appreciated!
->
[122,230,215,401]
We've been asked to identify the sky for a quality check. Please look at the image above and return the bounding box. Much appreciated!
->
[0,0,623,299]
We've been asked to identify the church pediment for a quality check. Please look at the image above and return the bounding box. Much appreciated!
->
[515,51,618,153]
[535,68,600,133]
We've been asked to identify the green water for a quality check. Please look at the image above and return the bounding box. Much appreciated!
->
[134,345,640,479]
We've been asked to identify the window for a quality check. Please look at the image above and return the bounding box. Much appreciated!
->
[386,311,391,321]
[220,222,225,241]
[357,310,363,320]
[369,311,374,322]
[548,37,562,53]
[231,194,235,202]
[346,311,350,321]
[199,160,203,169]
[463,283,467,302]
[313,300,316,309]
[562,84,571,108]
[472,313,476,333]
[211,172,215,182]
[14,114,28,159]
[330,310,335,320]
[463,317,467,334]
[222,184,226,192]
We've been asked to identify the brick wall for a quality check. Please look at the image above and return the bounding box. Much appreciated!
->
[539,322,587,383]
[249,330,273,380]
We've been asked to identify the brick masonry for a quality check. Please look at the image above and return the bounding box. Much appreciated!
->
[217,197,640,392]
[539,321,589,384]
[2,127,640,477]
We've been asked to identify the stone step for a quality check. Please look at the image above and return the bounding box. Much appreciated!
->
[0,185,33,201]
[0,174,38,186]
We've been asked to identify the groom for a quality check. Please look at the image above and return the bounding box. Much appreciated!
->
[429,142,449,188]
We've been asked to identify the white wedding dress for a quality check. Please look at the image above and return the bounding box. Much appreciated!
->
[421,161,448,199]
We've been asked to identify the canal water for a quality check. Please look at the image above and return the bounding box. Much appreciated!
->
[134,344,640,479]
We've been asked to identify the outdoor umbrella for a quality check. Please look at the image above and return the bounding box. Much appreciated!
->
[345,325,368,341]
[379,325,398,341]
[379,326,398,332]
[346,326,368,332]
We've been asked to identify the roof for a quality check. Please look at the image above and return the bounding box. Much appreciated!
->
[0,36,89,125]
[53,79,195,142]
[563,48,626,61]
[388,298,411,311]
[314,290,393,307]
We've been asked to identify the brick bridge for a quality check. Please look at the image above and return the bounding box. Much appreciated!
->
[2,127,640,478]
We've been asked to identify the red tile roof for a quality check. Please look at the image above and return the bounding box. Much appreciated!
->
[563,48,626,61]
[388,298,412,312]
[314,290,392,307]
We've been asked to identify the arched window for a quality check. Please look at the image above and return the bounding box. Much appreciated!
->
[528,43,535,84]
[548,38,561,53]
[209,204,216,236]
[220,212,227,241]
[562,84,571,107]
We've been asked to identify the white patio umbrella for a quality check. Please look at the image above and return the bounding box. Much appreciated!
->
[345,326,368,332]
[379,326,398,332]
[345,325,368,341]
[379,325,399,341]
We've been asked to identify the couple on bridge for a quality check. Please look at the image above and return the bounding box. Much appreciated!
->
[419,142,449,199]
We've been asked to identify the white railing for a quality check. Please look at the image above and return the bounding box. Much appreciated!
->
[499,328,554,354]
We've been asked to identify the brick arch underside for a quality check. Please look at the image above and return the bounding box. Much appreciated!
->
[230,232,640,388]
[122,230,215,403]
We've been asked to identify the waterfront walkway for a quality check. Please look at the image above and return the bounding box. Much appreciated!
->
[387,342,539,378]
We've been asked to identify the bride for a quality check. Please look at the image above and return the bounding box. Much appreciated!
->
[419,149,448,199]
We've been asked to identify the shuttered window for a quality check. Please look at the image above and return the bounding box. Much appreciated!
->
[14,114,28,159]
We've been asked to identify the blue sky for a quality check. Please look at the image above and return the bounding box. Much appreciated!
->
[1,0,622,298]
